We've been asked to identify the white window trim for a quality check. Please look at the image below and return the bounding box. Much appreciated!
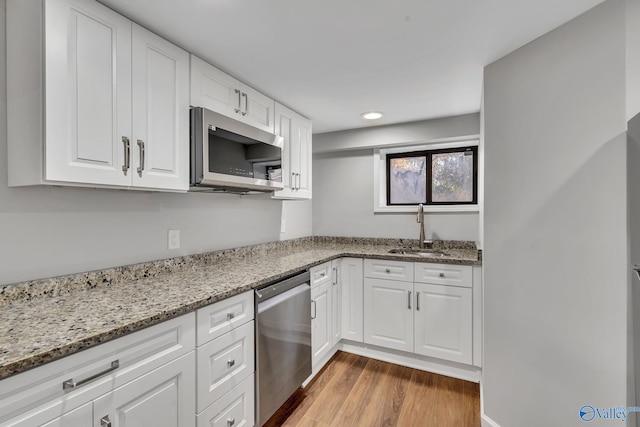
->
[373,136,480,213]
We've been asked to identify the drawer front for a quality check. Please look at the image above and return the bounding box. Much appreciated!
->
[0,313,195,424]
[197,291,254,346]
[197,373,255,427]
[414,263,472,288]
[364,259,414,282]
[197,321,254,414]
[310,262,332,288]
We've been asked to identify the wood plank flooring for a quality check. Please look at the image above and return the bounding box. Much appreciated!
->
[263,351,480,427]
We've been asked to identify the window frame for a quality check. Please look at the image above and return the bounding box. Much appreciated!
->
[374,140,480,213]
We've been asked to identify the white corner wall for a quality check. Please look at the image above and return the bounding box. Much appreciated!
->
[627,0,640,120]
[483,1,628,426]
[0,0,311,286]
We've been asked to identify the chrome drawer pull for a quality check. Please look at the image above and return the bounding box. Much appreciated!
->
[137,140,145,175]
[227,312,235,320]
[235,89,241,113]
[227,359,236,368]
[63,360,119,390]
[100,415,112,427]
[122,137,130,174]
[227,418,235,426]
[439,273,445,278]
[416,292,420,311]
[408,291,412,309]
[385,268,391,274]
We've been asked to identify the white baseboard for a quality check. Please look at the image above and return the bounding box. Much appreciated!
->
[339,340,481,382]
[480,382,501,427]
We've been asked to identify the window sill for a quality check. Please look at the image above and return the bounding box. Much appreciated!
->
[374,205,480,214]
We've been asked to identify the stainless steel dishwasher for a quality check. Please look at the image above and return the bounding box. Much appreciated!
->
[255,271,312,427]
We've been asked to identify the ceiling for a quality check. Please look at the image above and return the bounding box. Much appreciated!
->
[99,0,606,134]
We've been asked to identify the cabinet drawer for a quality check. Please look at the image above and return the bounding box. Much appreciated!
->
[364,259,414,282]
[196,321,254,414]
[310,262,332,288]
[0,313,195,424]
[197,373,255,427]
[197,291,254,346]
[414,263,472,288]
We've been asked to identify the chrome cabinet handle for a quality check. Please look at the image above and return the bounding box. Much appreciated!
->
[227,359,235,368]
[63,360,119,390]
[385,268,391,274]
[241,92,248,116]
[227,418,235,427]
[408,291,412,310]
[439,272,445,278]
[227,312,235,320]
[332,267,338,285]
[416,292,420,311]
[100,415,112,427]
[291,172,296,190]
[137,140,145,175]
[122,137,130,174]
[311,300,317,319]
[234,89,241,113]
[320,272,326,277]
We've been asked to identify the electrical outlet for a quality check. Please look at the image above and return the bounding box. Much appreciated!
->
[280,219,286,233]
[168,229,180,250]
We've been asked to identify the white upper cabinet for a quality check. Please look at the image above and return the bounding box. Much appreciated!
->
[190,55,275,133]
[7,0,189,191]
[131,24,190,191]
[272,102,313,199]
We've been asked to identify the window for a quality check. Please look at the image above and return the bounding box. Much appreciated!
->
[386,146,477,206]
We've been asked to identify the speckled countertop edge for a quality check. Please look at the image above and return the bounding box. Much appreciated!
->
[0,237,481,380]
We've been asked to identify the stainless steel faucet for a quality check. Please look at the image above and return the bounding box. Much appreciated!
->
[416,204,432,249]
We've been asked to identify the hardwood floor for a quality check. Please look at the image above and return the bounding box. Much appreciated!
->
[263,351,480,427]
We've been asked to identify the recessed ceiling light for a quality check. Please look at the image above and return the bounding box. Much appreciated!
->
[361,111,383,120]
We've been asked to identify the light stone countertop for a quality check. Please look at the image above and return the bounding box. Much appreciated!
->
[0,238,480,380]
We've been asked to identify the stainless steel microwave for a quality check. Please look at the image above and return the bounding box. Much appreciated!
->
[189,107,284,192]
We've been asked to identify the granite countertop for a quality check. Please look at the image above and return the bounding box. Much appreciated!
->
[0,237,481,380]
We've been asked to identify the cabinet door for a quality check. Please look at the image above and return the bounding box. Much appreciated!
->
[414,283,472,364]
[196,374,254,427]
[45,0,132,186]
[93,352,195,427]
[131,24,189,191]
[240,84,275,133]
[293,116,312,198]
[190,55,240,118]
[3,401,92,427]
[363,278,413,352]
[330,260,341,347]
[341,258,364,342]
[272,103,295,197]
[311,281,331,367]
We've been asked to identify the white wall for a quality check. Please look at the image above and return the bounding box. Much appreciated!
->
[0,1,311,286]
[627,0,640,120]
[312,113,481,242]
[628,113,640,423]
[483,1,628,426]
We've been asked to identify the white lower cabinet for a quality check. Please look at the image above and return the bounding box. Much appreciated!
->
[340,258,364,342]
[195,291,255,427]
[414,283,472,364]
[363,278,414,352]
[196,374,254,427]
[310,278,332,367]
[362,260,474,365]
[93,352,196,427]
[0,314,196,427]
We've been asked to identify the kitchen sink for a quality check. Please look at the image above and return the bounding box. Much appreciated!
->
[388,248,449,257]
